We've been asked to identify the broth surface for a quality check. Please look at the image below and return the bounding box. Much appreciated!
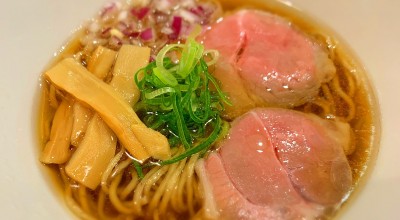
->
[37,0,380,219]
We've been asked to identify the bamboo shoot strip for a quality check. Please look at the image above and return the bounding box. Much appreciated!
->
[66,46,118,189]
[45,58,171,162]
[66,114,117,189]
[71,46,116,147]
[40,99,74,164]
[110,45,150,106]
[87,46,117,80]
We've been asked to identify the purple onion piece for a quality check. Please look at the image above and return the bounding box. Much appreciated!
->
[131,7,150,20]
[169,16,182,40]
[140,28,154,41]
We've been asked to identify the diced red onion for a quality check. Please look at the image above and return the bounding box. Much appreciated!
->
[189,6,205,16]
[169,16,182,40]
[140,28,154,41]
[83,0,218,57]
[124,30,140,38]
[189,4,214,24]
[131,7,150,20]
[120,22,139,38]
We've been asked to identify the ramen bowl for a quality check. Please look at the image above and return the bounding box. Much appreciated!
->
[1,0,398,219]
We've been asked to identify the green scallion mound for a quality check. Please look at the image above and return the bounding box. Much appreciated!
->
[134,37,230,166]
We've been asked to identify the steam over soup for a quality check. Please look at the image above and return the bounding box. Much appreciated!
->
[37,0,380,219]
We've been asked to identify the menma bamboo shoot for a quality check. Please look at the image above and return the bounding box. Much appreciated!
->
[44,58,171,161]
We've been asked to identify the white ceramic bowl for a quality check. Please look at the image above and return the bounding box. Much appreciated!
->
[2,0,399,219]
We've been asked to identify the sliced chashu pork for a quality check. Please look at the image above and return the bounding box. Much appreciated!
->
[196,108,352,219]
[200,10,336,119]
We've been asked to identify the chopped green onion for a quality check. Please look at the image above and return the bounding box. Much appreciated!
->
[133,160,144,180]
[153,66,178,87]
[204,49,220,66]
[160,116,222,165]
[177,38,204,78]
[144,87,175,99]
[134,35,231,167]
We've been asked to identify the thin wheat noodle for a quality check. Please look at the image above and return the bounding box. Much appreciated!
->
[159,157,187,215]
[109,172,136,214]
[342,68,356,97]
[132,166,166,215]
[78,184,91,213]
[186,154,200,215]
[120,172,139,200]
[322,84,334,103]
[97,190,111,220]
[334,47,357,97]
[297,32,357,123]
[312,99,332,116]
[303,101,328,116]
[327,37,338,61]
[188,175,198,215]
[333,45,357,103]
[148,162,179,213]
[140,147,181,199]
[141,167,166,201]
[65,186,96,220]
[101,148,125,193]
[142,166,166,197]
[153,209,161,220]
[173,163,189,212]
[110,158,132,178]
[173,153,199,213]
[330,75,356,121]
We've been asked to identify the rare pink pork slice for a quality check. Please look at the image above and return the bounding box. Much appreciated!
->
[255,109,353,205]
[201,10,335,119]
[196,108,352,219]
